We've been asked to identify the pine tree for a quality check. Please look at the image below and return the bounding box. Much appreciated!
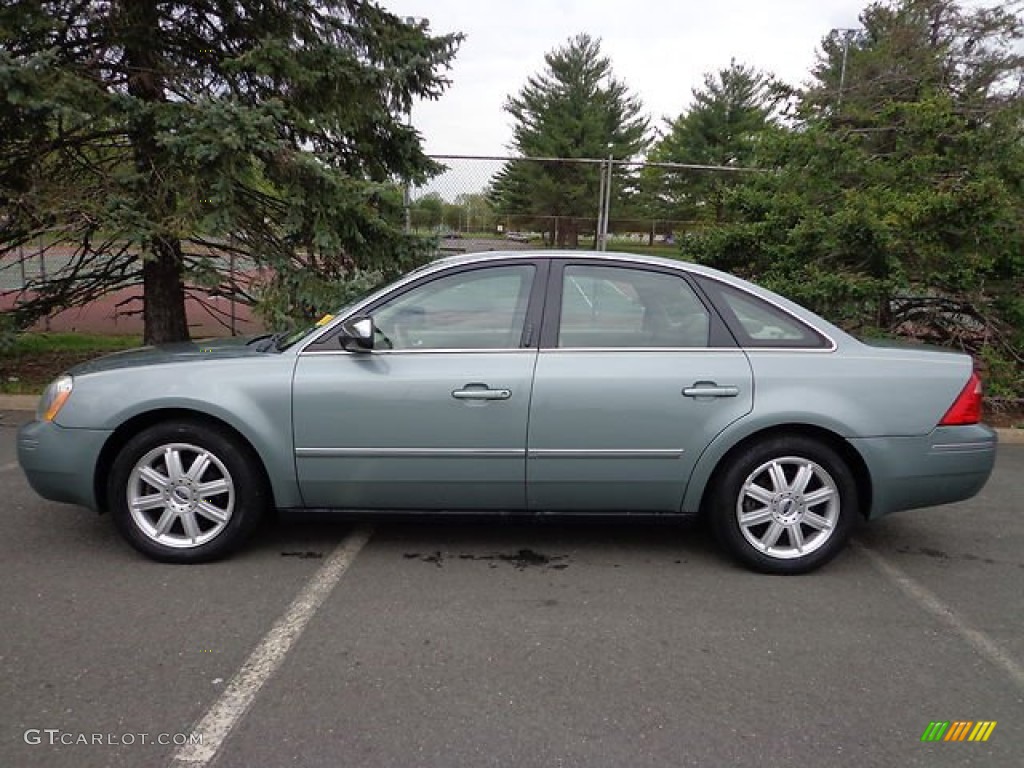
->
[490,34,649,248]
[689,0,1024,394]
[643,60,786,224]
[0,1,461,342]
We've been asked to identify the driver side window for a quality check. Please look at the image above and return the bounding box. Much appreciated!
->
[371,265,536,350]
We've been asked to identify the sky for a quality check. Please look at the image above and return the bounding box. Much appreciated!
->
[382,0,870,156]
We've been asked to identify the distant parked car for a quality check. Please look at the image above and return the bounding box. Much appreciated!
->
[506,231,531,243]
[18,251,996,573]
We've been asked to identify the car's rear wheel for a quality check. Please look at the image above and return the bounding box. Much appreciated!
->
[710,436,858,574]
[108,421,267,563]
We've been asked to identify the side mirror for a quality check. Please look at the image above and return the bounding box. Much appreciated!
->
[339,315,374,352]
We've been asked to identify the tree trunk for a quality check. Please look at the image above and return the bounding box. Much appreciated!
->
[564,218,579,249]
[144,237,190,343]
[121,0,190,344]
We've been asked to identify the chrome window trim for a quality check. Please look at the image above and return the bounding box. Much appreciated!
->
[296,348,831,356]
[299,348,539,357]
[299,346,834,356]
[731,347,837,355]
[541,347,832,354]
[294,251,839,355]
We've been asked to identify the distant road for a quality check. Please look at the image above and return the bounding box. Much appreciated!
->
[437,235,537,254]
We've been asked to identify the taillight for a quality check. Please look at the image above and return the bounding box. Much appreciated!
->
[939,372,983,426]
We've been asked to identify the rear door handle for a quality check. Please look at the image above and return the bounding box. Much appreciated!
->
[452,384,512,401]
[682,382,740,398]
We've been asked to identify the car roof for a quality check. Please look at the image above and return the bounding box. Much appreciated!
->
[432,248,684,267]
[430,249,736,285]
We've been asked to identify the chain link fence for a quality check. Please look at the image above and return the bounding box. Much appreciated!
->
[1,154,750,333]
[409,154,758,254]
[0,241,263,336]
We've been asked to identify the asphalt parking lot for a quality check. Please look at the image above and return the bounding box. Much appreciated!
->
[1,409,1021,768]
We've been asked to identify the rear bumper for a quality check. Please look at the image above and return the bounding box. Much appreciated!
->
[17,420,112,512]
[850,425,997,519]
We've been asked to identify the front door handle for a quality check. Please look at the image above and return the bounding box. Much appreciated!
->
[452,384,512,401]
[682,382,740,398]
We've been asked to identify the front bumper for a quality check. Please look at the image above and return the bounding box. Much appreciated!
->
[17,420,113,512]
[850,424,997,519]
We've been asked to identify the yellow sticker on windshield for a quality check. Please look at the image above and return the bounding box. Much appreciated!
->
[315,314,334,327]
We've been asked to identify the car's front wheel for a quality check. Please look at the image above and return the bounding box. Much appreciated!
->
[108,421,267,563]
[710,436,859,574]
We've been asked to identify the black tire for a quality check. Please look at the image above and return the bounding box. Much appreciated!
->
[108,420,268,563]
[709,435,859,574]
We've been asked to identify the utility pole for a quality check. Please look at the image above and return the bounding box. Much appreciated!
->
[833,28,859,109]
[600,154,613,251]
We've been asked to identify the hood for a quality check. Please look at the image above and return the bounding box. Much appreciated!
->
[68,336,271,376]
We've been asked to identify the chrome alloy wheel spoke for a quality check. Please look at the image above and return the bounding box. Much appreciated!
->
[138,465,170,492]
[738,506,773,527]
[788,522,805,552]
[164,446,186,482]
[743,483,775,506]
[195,500,229,525]
[185,451,212,483]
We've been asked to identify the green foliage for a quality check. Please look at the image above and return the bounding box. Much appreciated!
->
[2,332,141,355]
[452,193,496,233]
[411,193,445,230]
[0,331,143,393]
[490,34,650,247]
[0,1,462,341]
[978,345,1020,399]
[642,60,787,223]
[253,267,387,333]
[688,0,1024,396]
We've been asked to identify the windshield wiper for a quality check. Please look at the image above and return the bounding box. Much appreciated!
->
[247,331,288,352]
[245,333,273,347]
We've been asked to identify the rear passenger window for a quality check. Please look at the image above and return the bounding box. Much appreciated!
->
[558,265,710,348]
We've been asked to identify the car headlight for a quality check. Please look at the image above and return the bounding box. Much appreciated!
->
[38,375,74,422]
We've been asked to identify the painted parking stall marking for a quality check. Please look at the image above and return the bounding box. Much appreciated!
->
[169,526,372,767]
[855,541,1024,692]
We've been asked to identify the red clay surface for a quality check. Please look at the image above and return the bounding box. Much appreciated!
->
[2,246,265,338]
[1,284,264,338]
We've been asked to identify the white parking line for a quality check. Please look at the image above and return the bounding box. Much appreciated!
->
[0,462,19,473]
[170,526,373,766]
[855,541,1024,692]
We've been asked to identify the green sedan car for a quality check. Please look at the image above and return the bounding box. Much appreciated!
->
[18,251,996,573]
